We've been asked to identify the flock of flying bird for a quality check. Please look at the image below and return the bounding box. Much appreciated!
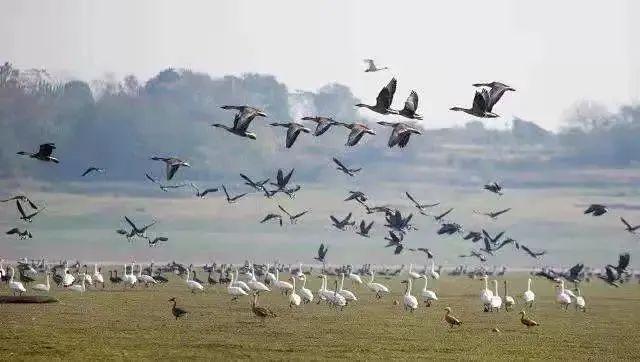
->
[0,58,635,329]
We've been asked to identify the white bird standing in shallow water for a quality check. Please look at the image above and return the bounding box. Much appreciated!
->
[401,279,418,312]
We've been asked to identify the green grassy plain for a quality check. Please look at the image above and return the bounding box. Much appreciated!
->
[1,273,639,360]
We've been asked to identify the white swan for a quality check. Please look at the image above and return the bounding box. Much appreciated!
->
[8,266,26,295]
[503,280,515,311]
[137,264,157,286]
[68,273,86,294]
[420,275,438,307]
[295,263,304,278]
[232,269,251,292]
[429,260,440,280]
[575,287,586,312]
[247,268,270,292]
[523,278,535,308]
[328,279,347,309]
[348,270,363,285]
[480,275,493,310]
[32,273,51,292]
[227,270,248,300]
[408,264,421,280]
[93,264,104,287]
[123,264,137,288]
[338,273,357,302]
[556,280,572,310]
[264,264,276,284]
[298,274,314,303]
[490,280,502,312]
[186,267,204,293]
[402,279,419,312]
[366,271,389,298]
[0,259,5,279]
[274,269,293,295]
[82,266,93,287]
[63,267,75,287]
[288,277,301,307]
[317,274,334,302]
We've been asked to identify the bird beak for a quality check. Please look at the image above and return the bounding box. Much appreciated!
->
[507,87,516,91]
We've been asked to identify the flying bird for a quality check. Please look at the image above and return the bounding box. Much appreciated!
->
[355,78,398,115]
[408,247,433,259]
[620,217,640,233]
[150,157,191,180]
[189,183,218,198]
[482,230,505,245]
[145,173,187,192]
[278,205,309,224]
[405,192,440,213]
[384,231,404,255]
[314,243,329,263]
[240,173,270,191]
[124,216,157,238]
[398,91,423,120]
[81,167,105,176]
[333,158,361,177]
[363,59,389,72]
[463,231,483,242]
[301,116,343,136]
[260,213,283,227]
[16,201,44,222]
[147,236,169,247]
[377,121,422,148]
[330,212,355,230]
[355,220,374,237]
[434,208,454,222]
[584,204,607,216]
[341,122,376,146]
[17,143,59,163]
[474,208,512,220]
[459,250,486,262]
[6,227,32,240]
[450,89,499,118]
[484,182,503,195]
[221,185,247,203]
[270,168,295,193]
[472,81,516,113]
[521,245,546,259]
[269,122,311,148]
[1,195,38,209]
[345,191,367,203]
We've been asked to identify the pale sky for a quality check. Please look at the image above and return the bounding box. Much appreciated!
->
[1,0,638,130]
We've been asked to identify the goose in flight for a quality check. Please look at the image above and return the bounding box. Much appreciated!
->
[220,105,267,120]
[437,222,462,235]
[81,167,105,177]
[363,59,389,72]
[260,213,283,227]
[270,122,311,148]
[278,205,309,224]
[463,231,483,242]
[240,173,269,191]
[330,212,355,230]
[384,231,404,255]
[211,112,258,140]
[598,253,630,287]
[459,250,487,262]
[270,168,295,192]
[355,78,398,115]
[620,217,640,233]
[222,185,247,203]
[482,230,505,246]
[405,192,439,213]
[408,247,434,259]
[342,122,376,146]
[333,158,361,177]
[17,143,59,163]
[521,245,546,259]
[584,204,607,216]
[188,183,218,198]
[345,191,367,203]
[124,216,157,238]
[301,116,343,136]
[472,81,515,113]
[607,252,630,278]
[147,236,169,247]
[484,182,503,195]
[434,208,454,222]
[314,243,328,263]
[398,91,423,120]
[144,173,188,192]
[116,228,136,242]
[450,89,499,118]
[1,195,38,209]
[16,200,45,222]
[474,208,512,220]
[150,157,191,181]
[377,121,422,148]
[355,220,374,237]
[6,227,33,240]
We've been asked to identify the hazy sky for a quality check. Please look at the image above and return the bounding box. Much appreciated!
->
[1,0,638,129]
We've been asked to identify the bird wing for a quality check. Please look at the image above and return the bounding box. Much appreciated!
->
[240,173,256,187]
[521,245,536,258]
[201,188,218,196]
[394,244,404,255]
[145,173,159,184]
[16,201,26,218]
[260,214,280,223]
[231,192,247,201]
[276,169,284,186]
[402,90,418,114]
[166,163,180,180]
[330,215,340,225]
[605,265,617,282]
[618,253,630,271]
[39,143,55,157]
[283,168,295,186]
[347,127,366,146]
[278,205,292,217]
[621,217,633,229]
[333,158,347,170]
[376,78,397,109]
[584,205,596,214]
[343,212,353,223]
[6,227,19,235]
[472,90,488,112]
[365,220,374,233]
[292,210,309,219]
[286,125,302,148]
[82,167,95,176]
[222,185,230,199]
[486,85,509,112]
[124,216,139,231]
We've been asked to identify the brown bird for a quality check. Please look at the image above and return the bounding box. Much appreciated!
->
[341,123,376,146]
[519,310,539,328]
[444,307,462,328]
[168,297,188,320]
[251,292,277,322]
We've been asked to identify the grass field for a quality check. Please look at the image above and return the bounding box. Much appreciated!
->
[1,273,640,360]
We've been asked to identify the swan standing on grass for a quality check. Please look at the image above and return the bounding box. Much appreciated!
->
[420,275,438,307]
[186,268,204,293]
[274,269,293,295]
[317,274,334,303]
[68,274,86,294]
[264,264,276,285]
[247,268,270,293]
[348,269,363,286]
[523,278,535,308]
[32,272,50,292]
[401,279,418,312]
[338,273,357,303]
[575,287,586,312]
[408,264,421,280]
[556,280,572,310]
[429,260,440,280]
[288,277,301,308]
[137,265,157,286]
[227,271,248,301]
[63,267,75,287]
[490,280,502,312]
[298,274,314,304]
[366,271,389,299]
[504,281,515,311]
[93,264,104,288]
[232,270,251,292]
[329,280,347,309]
[9,266,27,295]
[480,275,493,310]
[123,264,137,288]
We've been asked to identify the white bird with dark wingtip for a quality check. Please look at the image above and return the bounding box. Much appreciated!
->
[363,59,389,72]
